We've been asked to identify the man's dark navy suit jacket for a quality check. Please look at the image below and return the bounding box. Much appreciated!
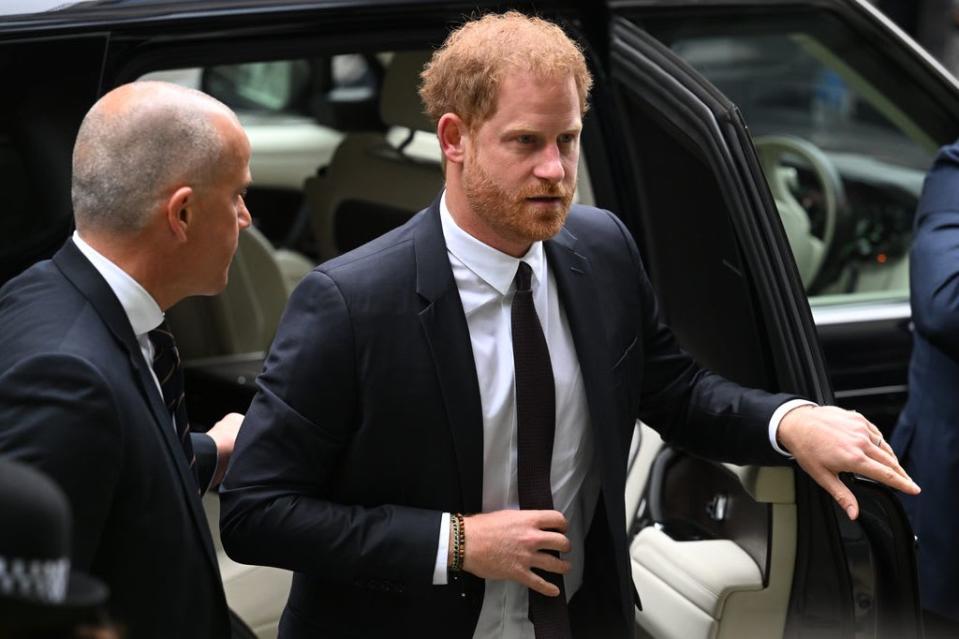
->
[0,240,230,638]
[221,198,793,638]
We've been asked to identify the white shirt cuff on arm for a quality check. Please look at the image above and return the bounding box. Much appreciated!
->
[768,399,818,457]
[432,512,451,585]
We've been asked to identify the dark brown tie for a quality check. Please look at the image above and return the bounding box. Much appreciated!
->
[511,262,571,639]
[148,321,197,486]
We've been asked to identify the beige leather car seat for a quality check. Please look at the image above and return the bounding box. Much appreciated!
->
[305,50,443,263]
[273,247,315,297]
[629,422,797,639]
[167,225,294,359]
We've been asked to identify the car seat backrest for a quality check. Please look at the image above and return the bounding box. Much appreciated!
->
[166,225,288,359]
[378,50,435,133]
[306,50,443,263]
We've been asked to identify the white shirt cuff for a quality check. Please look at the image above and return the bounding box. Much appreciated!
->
[768,399,818,457]
[432,512,451,585]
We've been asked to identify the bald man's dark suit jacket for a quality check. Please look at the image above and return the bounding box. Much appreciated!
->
[220,197,793,638]
[0,240,230,639]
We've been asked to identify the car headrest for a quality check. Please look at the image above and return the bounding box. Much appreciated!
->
[379,50,435,133]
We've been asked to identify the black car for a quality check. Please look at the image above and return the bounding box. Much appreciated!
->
[1,1,950,637]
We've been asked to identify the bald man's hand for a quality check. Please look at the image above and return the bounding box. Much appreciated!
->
[206,412,244,488]
[777,405,920,520]
[461,510,571,597]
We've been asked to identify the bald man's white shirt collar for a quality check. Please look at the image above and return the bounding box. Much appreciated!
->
[72,231,168,413]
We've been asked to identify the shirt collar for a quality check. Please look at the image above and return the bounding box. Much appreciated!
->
[440,191,546,296]
[72,231,164,336]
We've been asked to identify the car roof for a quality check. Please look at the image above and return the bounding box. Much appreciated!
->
[0,0,473,31]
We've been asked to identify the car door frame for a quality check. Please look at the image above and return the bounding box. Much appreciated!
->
[594,8,922,637]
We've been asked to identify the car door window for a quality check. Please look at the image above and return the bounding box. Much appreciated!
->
[647,11,939,307]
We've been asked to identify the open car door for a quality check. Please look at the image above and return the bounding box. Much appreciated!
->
[595,9,924,638]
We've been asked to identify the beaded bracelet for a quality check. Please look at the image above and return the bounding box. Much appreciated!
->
[450,513,466,572]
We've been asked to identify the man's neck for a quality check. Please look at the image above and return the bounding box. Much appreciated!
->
[76,229,176,310]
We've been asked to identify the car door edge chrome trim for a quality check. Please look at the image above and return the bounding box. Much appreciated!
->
[812,301,911,326]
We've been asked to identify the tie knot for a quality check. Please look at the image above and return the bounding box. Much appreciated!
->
[514,261,533,293]
[148,321,178,362]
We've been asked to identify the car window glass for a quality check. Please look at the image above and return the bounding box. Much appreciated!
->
[656,17,937,307]
[614,81,771,388]
[204,60,311,112]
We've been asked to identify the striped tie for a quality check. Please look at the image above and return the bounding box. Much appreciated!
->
[148,321,197,485]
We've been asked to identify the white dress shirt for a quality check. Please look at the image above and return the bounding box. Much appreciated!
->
[433,194,600,639]
[430,195,804,637]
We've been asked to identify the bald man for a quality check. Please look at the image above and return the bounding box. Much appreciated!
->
[0,81,252,639]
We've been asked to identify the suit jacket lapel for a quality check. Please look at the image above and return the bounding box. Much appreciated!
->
[544,229,625,534]
[414,198,485,515]
[52,239,219,566]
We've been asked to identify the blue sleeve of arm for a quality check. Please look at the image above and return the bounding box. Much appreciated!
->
[219,270,440,590]
[909,143,959,360]
[191,432,217,495]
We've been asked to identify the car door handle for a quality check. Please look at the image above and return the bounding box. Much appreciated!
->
[706,492,728,522]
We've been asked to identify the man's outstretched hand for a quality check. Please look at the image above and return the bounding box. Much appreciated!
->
[777,404,920,520]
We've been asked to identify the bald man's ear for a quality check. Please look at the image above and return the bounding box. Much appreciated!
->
[437,113,468,165]
[164,186,194,242]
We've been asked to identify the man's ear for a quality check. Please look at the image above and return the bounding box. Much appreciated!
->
[163,186,194,242]
[437,113,468,165]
